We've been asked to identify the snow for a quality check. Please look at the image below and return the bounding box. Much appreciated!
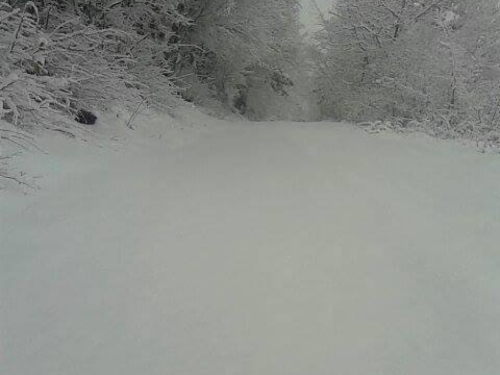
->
[2,112,500,375]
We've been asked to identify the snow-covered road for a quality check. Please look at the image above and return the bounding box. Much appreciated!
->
[2,119,500,375]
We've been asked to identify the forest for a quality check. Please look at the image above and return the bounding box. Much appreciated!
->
[1,0,500,143]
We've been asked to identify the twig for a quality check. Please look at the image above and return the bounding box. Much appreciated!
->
[9,4,26,52]
[0,72,19,91]
[126,98,147,129]
[129,33,150,53]
[0,172,31,187]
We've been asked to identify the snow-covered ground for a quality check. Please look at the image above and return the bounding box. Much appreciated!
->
[2,112,500,375]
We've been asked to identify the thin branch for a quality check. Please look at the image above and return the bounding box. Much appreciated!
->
[0,172,31,187]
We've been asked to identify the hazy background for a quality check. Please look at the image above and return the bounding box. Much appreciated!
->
[300,0,332,31]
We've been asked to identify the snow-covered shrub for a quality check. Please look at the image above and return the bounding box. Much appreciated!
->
[0,1,180,129]
[1,2,128,127]
[0,2,56,126]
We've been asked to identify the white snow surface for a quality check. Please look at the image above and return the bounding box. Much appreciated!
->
[2,111,500,375]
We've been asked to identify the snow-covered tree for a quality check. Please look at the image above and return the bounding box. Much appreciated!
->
[313,0,500,142]
[1,0,305,126]
[172,0,303,118]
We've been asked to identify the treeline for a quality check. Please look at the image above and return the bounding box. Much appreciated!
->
[0,0,306,128]
[313,0,500,144]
